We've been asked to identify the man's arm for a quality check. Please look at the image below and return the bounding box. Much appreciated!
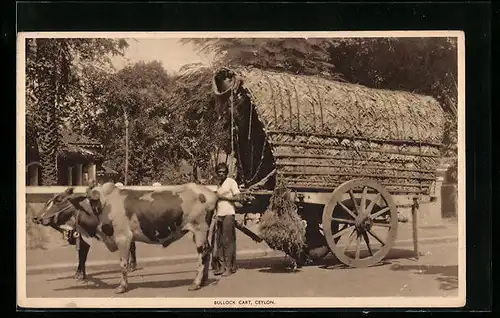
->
[215,192,246,202]
[216,180,254,203]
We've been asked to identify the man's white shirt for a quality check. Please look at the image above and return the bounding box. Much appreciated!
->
[216,177,240,216]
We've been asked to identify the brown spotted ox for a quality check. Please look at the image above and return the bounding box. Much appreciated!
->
[32,182,240,294]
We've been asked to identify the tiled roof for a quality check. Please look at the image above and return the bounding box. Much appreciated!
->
[25,124,104,163]
[60,129,102,146]
[58,143,104,161]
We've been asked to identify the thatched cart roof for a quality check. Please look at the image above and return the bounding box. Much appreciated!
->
[212,67,446,196]
[219,67,445,145]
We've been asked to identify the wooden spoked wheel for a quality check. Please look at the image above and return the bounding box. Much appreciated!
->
[322,179,399,268]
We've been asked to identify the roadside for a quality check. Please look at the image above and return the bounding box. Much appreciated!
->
[25,218,458,275]
[25,240,460,299]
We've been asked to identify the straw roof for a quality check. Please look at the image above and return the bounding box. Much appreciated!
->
[222,67,445,145]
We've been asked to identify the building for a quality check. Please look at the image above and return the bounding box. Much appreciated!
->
[26,128,118,186]
[96,161,120,185]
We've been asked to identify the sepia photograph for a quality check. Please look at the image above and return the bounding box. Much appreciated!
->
[17,31,465,308]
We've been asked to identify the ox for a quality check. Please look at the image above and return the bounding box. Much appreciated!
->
[32,182,244,294]
[33,188,138,281]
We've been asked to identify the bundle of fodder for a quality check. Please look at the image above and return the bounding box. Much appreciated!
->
[259,179,307,269]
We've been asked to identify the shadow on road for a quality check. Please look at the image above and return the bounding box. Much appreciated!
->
[235,247,418,272]
[237,257,290,271]
[45,247,426,290]
[53,276,218,292]
[389,264,458,291]
[317,248,418,270]
[48,267,198,283]
[238,257,305,274]
[46,268,143,281]
[258,267,303,274]
[234,248,417,272]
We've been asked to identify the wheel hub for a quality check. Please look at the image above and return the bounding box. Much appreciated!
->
[354,215,373,232]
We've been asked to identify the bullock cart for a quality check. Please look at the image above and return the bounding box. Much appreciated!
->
[211,67,446,268]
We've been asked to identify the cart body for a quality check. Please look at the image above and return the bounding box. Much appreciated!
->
[212,67,446,267]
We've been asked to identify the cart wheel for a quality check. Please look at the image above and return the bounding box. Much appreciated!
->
[322,178,398,268]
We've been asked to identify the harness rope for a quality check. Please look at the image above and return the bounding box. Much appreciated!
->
[51,202,75,215]
[46,200,83,249]
[230,88,235,176]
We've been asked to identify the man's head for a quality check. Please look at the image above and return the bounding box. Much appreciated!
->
[215,162,229,182]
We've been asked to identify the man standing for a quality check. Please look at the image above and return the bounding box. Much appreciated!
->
[212,163,243,277]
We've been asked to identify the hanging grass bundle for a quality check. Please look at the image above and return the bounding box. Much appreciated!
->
[259,179,307,267]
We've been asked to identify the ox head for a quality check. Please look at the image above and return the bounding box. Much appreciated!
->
[32,187,91,233]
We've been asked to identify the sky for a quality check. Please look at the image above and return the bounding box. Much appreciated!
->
[110,38,215,74]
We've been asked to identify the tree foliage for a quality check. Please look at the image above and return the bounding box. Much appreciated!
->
[76,61,229,185]
[74,61,171,185]
[25,38,128,185]
[180,38,343,80]
[168,63,232,173]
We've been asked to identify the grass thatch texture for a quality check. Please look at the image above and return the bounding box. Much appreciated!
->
[259,179,306,258]
[235,67,445,144]
[269,133,442,154]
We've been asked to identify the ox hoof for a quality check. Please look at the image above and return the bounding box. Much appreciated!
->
[188,284,202,291]
[74,271,86,281]
[114,285,128,294]
[127,262,137,272]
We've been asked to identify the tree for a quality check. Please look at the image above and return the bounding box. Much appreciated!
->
[181,38,343,80]
[75,60,174,185]
[25,38,128,185]
[76,60,230,185]
[163,63,231,180]
[325,37,458,118]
